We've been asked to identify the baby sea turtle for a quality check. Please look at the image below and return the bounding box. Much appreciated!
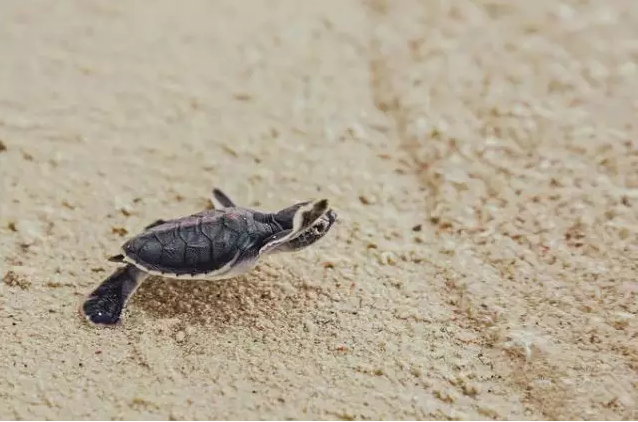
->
[81,187,337,326]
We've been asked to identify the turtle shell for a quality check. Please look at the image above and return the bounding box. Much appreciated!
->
[119,209,274,279]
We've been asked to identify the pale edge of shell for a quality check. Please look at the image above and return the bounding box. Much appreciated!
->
[120,251,243,281]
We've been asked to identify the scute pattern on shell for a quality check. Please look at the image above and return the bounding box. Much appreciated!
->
[121,210,273,277]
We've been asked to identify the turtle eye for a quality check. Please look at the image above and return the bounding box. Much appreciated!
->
[313,220,328,235]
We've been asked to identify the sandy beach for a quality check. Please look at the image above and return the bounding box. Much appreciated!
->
[1,0,637,419]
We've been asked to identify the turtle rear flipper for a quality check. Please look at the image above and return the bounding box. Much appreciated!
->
[81,264,148,325]
[259,199,329,255]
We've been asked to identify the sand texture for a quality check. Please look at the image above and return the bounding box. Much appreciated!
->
[1,0,638,420]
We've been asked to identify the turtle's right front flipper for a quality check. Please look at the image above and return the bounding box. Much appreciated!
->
[81,264,148,326]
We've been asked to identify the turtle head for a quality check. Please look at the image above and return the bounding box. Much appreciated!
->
[274,208,338,253]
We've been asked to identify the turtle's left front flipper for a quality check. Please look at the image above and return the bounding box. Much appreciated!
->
[81,264,148,326]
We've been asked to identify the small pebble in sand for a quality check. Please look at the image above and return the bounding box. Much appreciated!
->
[478,406,500,419]
[0,140,7,152]
[111,226,128,237]
[46,281,64,288]
[378,251,398,266]
[3,268,33,290]
[433,389,456,403]
[410,365,423,377]
[333,344,350,354]
[458,378,480,396]
[347,122,367,140]
[611,312,633,330]
[21,150,34,161]
[358,194,378,205]
[61,200,75,210]
[120,207,133,217]
[233,93,253,101]
[175,331,186,342]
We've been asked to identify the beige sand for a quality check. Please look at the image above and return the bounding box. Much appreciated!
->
[1,0,637,420]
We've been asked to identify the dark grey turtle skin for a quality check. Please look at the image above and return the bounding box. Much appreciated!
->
[81,188,337,326]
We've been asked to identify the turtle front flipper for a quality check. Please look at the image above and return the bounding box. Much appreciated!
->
[211,188,236,208]
[259,199,330,255]
[81,264,148,325]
